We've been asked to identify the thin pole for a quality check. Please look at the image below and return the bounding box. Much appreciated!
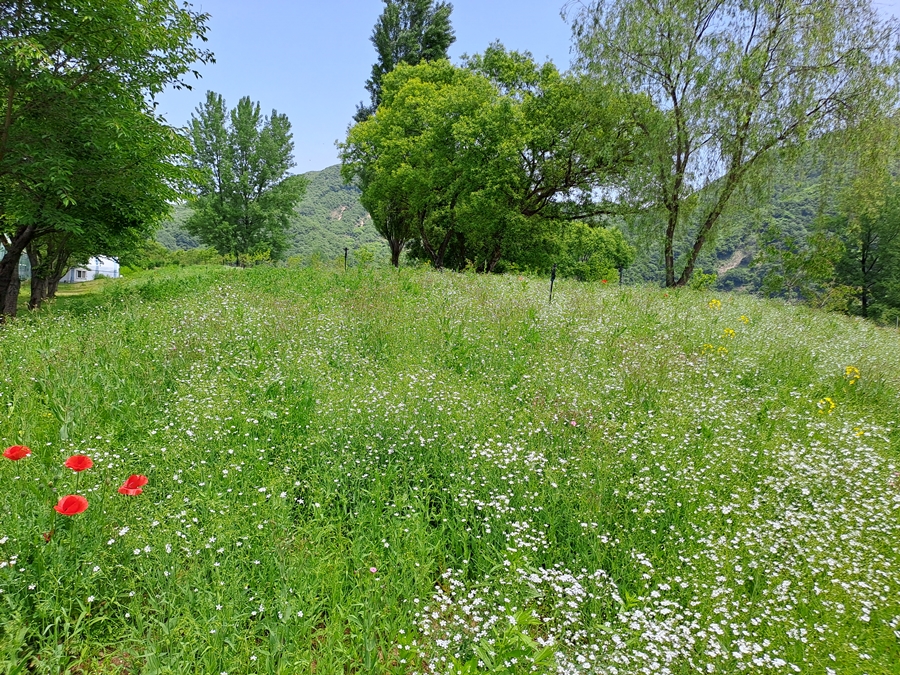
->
[549,264,557,304]
[344,247,348,272]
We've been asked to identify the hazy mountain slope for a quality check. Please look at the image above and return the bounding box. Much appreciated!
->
[156,165,385,261]
[155,203,199,251]
[285,164,384,259]
[625,156,834,290]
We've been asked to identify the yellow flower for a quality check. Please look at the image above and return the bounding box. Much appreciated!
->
[708,299,722,310]
[723,328,736,339]
[717,346,728,355]
[739,315,750,324]
[816,397,836,414]
[844,366,860,385]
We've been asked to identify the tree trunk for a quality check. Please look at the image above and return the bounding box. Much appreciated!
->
[26,235,72,310]
[664,205,678,287]
[29,276,49,310]
[48,276,61,299]
[27,243,47,310]
[0,226,37,321]
[486,242,504,273]
[0,260,21,320]
[389,239,402,268]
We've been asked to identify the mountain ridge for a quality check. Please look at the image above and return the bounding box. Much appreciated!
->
[155,164,387,261]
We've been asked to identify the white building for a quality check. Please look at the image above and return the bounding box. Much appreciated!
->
[60,256,121,283]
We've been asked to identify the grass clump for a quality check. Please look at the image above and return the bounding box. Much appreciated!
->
[1,266,898,674]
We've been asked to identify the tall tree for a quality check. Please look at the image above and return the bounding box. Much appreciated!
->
[833,189,900,318]
[826,118,900,318]
[566,0,899,287]
[186,92,306,264]
[354,0,455,122]
[341,53,652,272]
[0,0,211,320]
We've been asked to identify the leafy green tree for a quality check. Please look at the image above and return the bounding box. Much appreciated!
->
[832,189,900,319]
[24,206,151,310]
[342,50,653,271]
[557,221,635,283]
[344,61,502,269]
[825,119,900,318]
[755,224,847,306]
[354,0,455,122]
[0,0,211,320]
[187,92,307,264]
[566,0,899,287]
[461,44,656,272]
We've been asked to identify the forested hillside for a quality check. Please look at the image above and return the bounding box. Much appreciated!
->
[287,164,385,260]
[156,165,386,261]
[624,156,835,293]
[158,158,893,320]
[160,160,828,284]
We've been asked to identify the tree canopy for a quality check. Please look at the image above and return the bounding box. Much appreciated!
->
[566,0,900,287]
[354,0,455,122]
[341,47,651,274]
[186,92,307,264]
[0,0,212,319]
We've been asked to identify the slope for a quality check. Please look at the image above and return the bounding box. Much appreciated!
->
[156,165,385,262]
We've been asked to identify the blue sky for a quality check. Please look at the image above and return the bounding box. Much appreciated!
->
[154,1,900,173]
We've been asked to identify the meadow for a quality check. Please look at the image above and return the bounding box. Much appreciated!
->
[0,265,898,674]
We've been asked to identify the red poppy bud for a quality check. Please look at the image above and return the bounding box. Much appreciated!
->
[118,474,148,496]
[54,495,89,516]
[64,455,93,472]
[3,445,31,461]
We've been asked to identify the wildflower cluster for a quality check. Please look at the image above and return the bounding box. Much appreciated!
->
[3,446,147,520]
[817,397,836,414]
[0,266,897,673]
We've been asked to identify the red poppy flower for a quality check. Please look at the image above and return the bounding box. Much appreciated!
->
[64,455,93,472]
[3,445,31,461]
[601,279,608,283]
[54,495,89,516]
[118,474,148,496]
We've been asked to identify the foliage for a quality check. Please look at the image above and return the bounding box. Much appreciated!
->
[566,0,900,287]
[186,92,307,264]
[157,165,387,264]
[0,0,212,318]
[0,266,899,672]
[354,0,455,122]
[119,239,223,271]
[341,49,653,272]
[344,59,506,269]
[556,220,634,282]
[826,189,900,320]
[823,120,900,320]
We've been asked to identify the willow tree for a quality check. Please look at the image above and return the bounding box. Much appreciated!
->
[566,0,899,287]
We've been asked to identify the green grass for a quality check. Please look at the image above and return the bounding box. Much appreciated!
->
[1,266,898,674]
